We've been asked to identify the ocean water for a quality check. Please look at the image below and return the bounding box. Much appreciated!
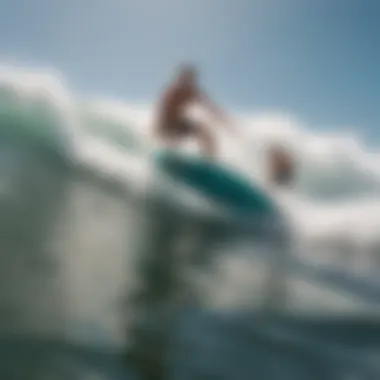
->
[1,65,380,379]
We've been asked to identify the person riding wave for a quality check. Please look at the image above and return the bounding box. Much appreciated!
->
[154,64,234,158]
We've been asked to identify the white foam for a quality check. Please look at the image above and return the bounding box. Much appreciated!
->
[1,64,380,251]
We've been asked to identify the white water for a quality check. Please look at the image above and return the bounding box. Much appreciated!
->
[1,64,380,275]
[1,64,380,380]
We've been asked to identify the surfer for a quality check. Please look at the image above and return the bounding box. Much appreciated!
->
[154,64,234,157]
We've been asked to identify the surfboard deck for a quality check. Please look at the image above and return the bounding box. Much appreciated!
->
[154,151,277,216]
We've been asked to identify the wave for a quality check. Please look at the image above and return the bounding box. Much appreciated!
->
[1,65,380,250]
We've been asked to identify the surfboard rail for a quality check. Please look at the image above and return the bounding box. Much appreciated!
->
[154,150,278,217]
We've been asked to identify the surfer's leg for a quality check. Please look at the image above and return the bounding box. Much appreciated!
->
[185,120,215,157]
[194,122,216,158]
[156,125,181,150]
[163,118,216,157]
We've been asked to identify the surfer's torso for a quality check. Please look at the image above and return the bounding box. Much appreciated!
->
[156,82,199,136]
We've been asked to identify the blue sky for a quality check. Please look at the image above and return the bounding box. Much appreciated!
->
[0,0,379,141]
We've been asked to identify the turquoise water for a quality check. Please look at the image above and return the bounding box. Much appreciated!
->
[1,72,380,380]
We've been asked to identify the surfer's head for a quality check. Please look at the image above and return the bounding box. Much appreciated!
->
[268,145,295,186]
[176,63,197,86]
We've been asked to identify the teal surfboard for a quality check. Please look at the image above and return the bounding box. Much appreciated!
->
[155,151,277,216]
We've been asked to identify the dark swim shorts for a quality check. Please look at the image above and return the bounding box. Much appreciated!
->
[169,117,196,137]
[274,167,294,186]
